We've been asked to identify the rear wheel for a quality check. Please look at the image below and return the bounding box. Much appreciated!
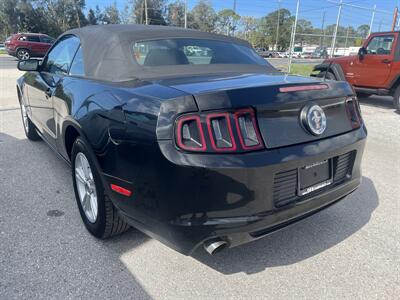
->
[71,137,130,238]
[318,70,336,80]
[16,48,30,60]
[19,101,40,141]
[393,85,400,112]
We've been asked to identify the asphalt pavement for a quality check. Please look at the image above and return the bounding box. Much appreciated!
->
[0,55,399,299]
[0,55,19,69]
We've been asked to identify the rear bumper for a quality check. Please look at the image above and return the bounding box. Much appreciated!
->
[112,126,367,255]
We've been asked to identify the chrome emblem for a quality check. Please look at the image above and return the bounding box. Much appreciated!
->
[301,104,327,136]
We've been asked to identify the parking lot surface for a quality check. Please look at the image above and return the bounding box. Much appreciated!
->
[0,55,399,299]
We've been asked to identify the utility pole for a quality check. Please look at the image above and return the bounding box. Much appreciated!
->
[275,0,281,51]
[368,4,376,36]
[184,0,188,28]
[330,0,343,58]
[392,7,398,31]
[232,0,237,36]
[288,0,300,73]
[144,0,149,25]
[320,11,326,47]
[344,26,350,48]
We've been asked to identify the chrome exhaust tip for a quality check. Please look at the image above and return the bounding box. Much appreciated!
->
[203,239,228,255]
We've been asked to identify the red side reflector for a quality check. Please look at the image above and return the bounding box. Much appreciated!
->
[279,84,329,93]
[110,184,132,197]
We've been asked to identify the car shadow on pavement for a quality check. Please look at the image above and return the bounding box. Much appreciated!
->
[359,95,395,110]
[192,176,378,275]
[0,131,153,299]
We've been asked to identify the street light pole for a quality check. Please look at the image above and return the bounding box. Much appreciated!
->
[144,0,149,25]
[321,11,326,47]
[288,0,300,73]
[184,0,188,28]
[345,26,350,48]
[368,4,376,36]
[330,0,343,58]
[392,7,398,31]
[275,0,281,51]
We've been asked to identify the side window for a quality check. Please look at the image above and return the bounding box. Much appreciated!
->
[40,36,55,44]
[366,36,394,55]
[27,36,40,42]
[69,47,84,76]
[42,36,80,75]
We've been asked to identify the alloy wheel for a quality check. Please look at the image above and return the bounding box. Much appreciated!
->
[75,152,98,223]
[17,50,30,60]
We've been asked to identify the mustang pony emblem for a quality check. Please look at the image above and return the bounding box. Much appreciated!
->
[311,110,322,130]
[301,104,327,135]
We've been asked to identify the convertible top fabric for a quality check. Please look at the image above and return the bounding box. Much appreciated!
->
[61,24,276,82]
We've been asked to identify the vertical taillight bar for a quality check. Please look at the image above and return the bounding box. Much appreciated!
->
[233,108,264,150]
[206,113,237,152]
[345,98,361,129]
[176,115,207,152]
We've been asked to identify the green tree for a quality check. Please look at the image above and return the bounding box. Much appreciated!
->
[240,16,257,39]
[87,8,97,25]
[166,0,185,27]
[0,0,20,36]
[259,9,293,50]
[357,24,370,38]
[216,9,240,36]
[133,0,166,25]
[188,0,216,32]
[296,19,314,46]
[102,3,121,24]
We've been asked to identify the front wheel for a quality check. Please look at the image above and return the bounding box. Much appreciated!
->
[71,137,130,238]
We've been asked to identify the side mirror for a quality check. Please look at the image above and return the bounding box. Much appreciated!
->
[17,59,39,71]
[358,47,367,59]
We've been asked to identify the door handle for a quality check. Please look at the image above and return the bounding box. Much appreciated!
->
[44,88,52,98]
[382,59,391,64]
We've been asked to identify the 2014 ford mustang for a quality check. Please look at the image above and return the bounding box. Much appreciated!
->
[16,25,367,255]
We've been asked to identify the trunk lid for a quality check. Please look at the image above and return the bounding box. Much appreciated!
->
[157,73,355,149]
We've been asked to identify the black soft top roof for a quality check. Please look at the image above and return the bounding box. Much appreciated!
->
[61,24,275,82]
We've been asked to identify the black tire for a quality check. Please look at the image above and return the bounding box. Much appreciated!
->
[316,70,336,80]
[16,48,30,60]
[393,85,400,112]
[71,137,130,238]
[19,101,41,141]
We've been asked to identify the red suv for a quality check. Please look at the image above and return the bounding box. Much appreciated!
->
[313,31,400,111]
[4,33,54,60]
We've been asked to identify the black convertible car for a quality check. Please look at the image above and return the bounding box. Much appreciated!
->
[17,25,366,255]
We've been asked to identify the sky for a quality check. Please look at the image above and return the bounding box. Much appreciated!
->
[85,0,400,32]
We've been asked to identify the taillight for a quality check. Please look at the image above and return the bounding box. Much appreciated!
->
[345,98,362,129]
[176,115,207,151]
[206,113,236,152]
[234,109,264,150]
[175,108,264,153]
